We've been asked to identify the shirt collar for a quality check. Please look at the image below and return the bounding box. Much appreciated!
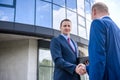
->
[61,34,70,40]
[100,15,109,19]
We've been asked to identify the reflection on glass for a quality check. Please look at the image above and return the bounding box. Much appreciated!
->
[53,0,65,7]
[78,16,85,27]
[90,0,94,4]
[85,0,91,20]
[86,20,91,39]
[77,0,85,16]
[36,0,52,28]
[66,0,77,11]
[0,0,13,5]
[67,10,77,35]
[39,67,53,80]
[42,0,51,2]
[78,25,87,39]
[39,49,52,66]
[53,5,65,30]
[0,7,14,22]
[39,48,54,80]
[15,0,34,25]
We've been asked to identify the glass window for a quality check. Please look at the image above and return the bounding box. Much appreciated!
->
[78,25,87,39]
[36,0,52,28]
[85,0,91,20]
[15,0,34,25]
[39,66,53,80]
[78,16,85,27]
[39,48,53,80]
[0,0,13,5]
[66,0,77,11]
[0,7,14,22]
[41,0,51,2]
[90,0,94,4]
[67,10,77,35]
[53,5,65,30]
[39,49,52,66]
[77,0,85,17]
[53,0,65,7]
[86,20,91,39]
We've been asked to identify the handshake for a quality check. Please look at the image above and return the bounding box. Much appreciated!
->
[75,63,87,75]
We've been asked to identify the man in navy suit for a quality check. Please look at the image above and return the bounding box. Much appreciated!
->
[50,19,86,80]
[88,2,120,80]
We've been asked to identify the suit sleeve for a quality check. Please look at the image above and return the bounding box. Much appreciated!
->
[88,19,107,80]
[50,37,76,74]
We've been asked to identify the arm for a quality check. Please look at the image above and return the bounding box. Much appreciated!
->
[88,19,107,80]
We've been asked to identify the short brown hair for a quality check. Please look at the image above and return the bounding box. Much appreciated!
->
[92,2,109,13]
[60,19,71,27]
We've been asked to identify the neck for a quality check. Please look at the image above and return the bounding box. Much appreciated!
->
[62,33,70,37]
[98,12,109,18]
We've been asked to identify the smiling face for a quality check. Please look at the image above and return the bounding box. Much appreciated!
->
[60,20,72,36]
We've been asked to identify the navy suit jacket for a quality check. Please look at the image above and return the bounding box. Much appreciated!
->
[50,35,80,80]
[88,16,120,80]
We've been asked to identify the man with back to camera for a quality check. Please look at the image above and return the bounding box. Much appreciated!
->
[88,2,120,80]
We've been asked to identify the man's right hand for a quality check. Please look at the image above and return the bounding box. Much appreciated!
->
[75,63,86,75]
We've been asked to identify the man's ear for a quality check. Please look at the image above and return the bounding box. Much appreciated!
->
[93,8,97,16]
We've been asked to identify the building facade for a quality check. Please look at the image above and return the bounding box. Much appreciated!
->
[0,0,94,80]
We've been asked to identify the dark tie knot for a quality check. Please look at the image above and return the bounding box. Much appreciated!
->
[67,38,70,44]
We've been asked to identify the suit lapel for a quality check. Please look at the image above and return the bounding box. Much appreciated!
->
[59,35,77,56]
[71,39,77,53]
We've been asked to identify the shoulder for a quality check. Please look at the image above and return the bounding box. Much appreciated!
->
[91,19,106,32]
[51,35,62,43]
[50,36,63,48]
[91,19,104,26]
[51,36,58,42]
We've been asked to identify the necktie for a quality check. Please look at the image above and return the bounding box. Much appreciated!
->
[67,38,75,52]
[67,38,70,44]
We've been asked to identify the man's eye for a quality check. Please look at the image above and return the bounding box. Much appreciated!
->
[63,25,70,27]
[68,25,70,27]
[63,25,67,27]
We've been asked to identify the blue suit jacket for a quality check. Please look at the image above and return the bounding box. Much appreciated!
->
[50,35,80,80]
[88,16,120,80]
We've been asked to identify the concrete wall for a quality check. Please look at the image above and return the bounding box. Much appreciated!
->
[27,39,37,80]
[0,39,37,80]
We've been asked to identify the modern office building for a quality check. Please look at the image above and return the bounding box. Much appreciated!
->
[0,0,94,80]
